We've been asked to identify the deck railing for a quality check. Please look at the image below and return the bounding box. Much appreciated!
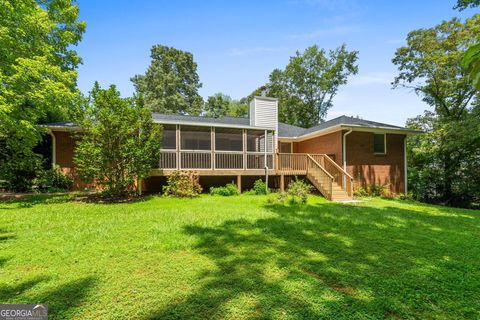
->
[158,150,274,170]
[157,151,353,197]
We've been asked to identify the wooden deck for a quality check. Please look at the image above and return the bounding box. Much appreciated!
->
[152,152,354,201]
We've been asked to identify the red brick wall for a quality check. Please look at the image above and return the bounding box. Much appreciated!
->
[54,131,76,173]
[53,131,93,189]
[291,131,343,166]
[345,132,406,194]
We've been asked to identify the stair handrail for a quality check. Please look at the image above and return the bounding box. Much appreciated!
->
[321,154,354,197]
[306,155,334,200]
[307,155,334,180]
[321,154,353,180]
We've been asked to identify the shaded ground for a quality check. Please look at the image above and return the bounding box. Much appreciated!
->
[0,195,479,319]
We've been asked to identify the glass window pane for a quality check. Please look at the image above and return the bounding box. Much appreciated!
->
[215,128,243,151]
[161,125,176,149]
[181,126,211,150]
[374,134,385,154]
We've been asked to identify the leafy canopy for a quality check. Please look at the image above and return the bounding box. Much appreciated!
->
[393,15,480,206]
[132,45,203,115]
[0,0,85,191]
[255,44,358,128]
[392,15,480,119]
[203,93,248,118]
[454,0,480,10]
[74,83,162,197]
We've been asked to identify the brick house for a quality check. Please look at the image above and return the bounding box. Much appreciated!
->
[44,96,418,201]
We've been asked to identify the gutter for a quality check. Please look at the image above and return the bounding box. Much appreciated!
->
[343,128,353,171]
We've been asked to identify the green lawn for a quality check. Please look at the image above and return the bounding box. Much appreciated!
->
[0,194,479,319]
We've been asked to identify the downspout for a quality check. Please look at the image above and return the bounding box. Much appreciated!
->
[404,136,408,194]
[343,128,353,191]
[48,130,56,169]
[343,128,353,171]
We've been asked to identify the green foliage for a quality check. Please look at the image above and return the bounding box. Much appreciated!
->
[163,170,202,197]
[74,83,162,197]
[0,0,85,191]
[252,179,268,195]
[287,178,312,204]
[353,187,369,198]
[392,15,480,119]
[462,43,480,91]
[354,184,389,198]
[203,93,248,118]
[405,109,480,207]
[393,15,480,207]
[209,183,240,196]
[250,44,358,128]
[132,45,203,115]
[33,166,73,192]
[454,0,480,10]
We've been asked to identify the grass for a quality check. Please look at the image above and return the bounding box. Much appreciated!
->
[0,194,479,319]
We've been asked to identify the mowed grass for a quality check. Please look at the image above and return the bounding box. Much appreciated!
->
[0,194,479,319]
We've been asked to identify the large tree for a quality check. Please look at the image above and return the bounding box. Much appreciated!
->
[203,93,248,118]
[74,83,162,197]
[132,45,203,115]
[393,15,480,206]
[253,44,358,128]
[456,0,480,90]
[0,0,85,191]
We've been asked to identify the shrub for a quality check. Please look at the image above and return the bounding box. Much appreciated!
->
[287,178,312,204]
[252,179,269,195]
[210,183,239,196]
[34,166,73,192]
[354,184,389,198]
[163,170,202,197]
[354,186,369,198]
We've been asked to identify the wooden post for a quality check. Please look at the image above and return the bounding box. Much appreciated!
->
[243,129,247,170]
[211,127,215,170]
[237,175,242,193]
[176,125,180,169]
[280,174,285,192]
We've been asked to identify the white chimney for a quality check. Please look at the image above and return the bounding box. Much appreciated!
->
[249,96,278,132]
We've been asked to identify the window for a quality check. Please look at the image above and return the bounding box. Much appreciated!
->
[161,125,176,150]
[215,128,243,151]
[374,133,386,154]
[180,126,211,150]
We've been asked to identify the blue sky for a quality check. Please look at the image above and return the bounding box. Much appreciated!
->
[75,0,477,126]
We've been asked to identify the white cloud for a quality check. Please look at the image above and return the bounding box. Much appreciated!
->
[288,25,363,40]
[288,0,358,11]
[349,72,394,86]
[227,47,287,57]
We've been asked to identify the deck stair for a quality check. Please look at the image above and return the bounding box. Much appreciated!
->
[306,155,353,201]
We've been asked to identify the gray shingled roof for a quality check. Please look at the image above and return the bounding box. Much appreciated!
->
[152,113,250,126]
[43,114,414,137]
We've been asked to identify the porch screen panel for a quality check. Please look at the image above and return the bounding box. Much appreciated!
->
[161,125,176,150]
[246,130,274,169]
[181,126,211,150]
[246,130,273,152]
[215,128,243,151]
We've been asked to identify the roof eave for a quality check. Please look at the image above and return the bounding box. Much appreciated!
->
[153,119,275,131]
[279,124,421,140]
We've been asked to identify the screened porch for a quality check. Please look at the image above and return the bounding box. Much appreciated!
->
[157,125,275,171]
